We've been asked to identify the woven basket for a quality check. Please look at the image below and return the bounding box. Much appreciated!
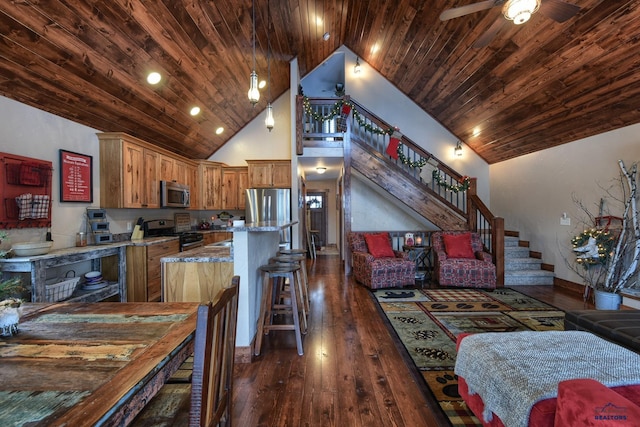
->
[45,276,81,302]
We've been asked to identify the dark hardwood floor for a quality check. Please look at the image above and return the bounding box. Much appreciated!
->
[232,255,593,426]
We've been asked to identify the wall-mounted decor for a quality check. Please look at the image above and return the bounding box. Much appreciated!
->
[59,150,93,203]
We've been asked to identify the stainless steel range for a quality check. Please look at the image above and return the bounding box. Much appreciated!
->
[143,218,203,251]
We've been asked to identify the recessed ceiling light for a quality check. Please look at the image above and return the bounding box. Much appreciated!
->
[259,80,267,89]
[190,106,201,116]
[215,127,224,135]
[147,72,161,85]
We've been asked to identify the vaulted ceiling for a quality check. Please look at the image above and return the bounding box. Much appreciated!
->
[0,1,638,164]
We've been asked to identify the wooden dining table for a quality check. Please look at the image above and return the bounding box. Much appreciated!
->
[0,301,199,426]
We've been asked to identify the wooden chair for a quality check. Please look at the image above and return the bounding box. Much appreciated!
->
[132,276,240,427]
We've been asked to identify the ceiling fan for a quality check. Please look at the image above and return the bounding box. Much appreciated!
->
[439,0,581,48]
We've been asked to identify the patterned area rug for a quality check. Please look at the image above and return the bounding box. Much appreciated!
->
[371,288,565,427]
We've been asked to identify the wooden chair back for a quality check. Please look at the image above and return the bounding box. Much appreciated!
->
[189,275,239,427]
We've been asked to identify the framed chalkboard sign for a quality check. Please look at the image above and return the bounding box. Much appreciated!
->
[59,149,93,203]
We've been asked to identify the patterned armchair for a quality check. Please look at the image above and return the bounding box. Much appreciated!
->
[348,232,415,289]
[432,231,496,289]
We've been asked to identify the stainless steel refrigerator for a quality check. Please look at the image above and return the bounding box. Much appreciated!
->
[245,188,291,244]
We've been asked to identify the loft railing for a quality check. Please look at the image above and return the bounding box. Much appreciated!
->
[297,95,504,284]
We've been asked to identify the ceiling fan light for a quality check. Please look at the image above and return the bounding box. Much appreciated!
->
[504,0,540,25]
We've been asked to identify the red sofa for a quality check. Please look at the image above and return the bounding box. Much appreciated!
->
[348,232,415,289]
[432,231,496,289]
[455,333,640,426]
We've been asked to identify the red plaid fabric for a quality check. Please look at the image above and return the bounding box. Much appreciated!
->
[31,195,50,219]
[15,193,32,220]
[15,193,50,220]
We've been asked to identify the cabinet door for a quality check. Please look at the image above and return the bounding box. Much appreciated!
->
[143,149,160,208]
[122,141,145,208]
[187,163,199,211]
[271,161,291,188]
[222,169,239,209]
[159,156,175,182]
[201,163,222,209]
[248,162,272,188]
[147,240,180,302]
[238,168,248,209]
[174,159,190,184]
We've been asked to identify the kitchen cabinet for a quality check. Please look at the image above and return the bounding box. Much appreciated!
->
[126,239,180,302]
[159,155,193,185]
[98,133,161,208]
[247,160,291,188]
[196,161,224,210]
[222,166,248,210]
[203,232,232,246]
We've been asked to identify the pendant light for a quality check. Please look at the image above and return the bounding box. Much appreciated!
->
[248,0,260,106]
[265,0,274,131]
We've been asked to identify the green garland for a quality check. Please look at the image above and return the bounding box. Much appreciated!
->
[571,228,616,267]
[302,97,393,135]
[303,96,470,192]
[432,171,471,193]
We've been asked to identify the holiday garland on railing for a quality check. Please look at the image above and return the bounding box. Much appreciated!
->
[303,96,471,192]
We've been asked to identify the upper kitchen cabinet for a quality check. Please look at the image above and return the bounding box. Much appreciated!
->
[222,166,248,210]
[247,160,291,188]
[98,132,196,209]
[196,161,224,210]
[99,133,160,209]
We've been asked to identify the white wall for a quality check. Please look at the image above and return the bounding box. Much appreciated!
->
[0,96,102,250]
[337,46,490,204]
[306,178,339,245]
[490,123,640,284]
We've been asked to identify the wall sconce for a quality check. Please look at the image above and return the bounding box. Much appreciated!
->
[354,57,361,74]
[316,167,327,174]
[454,141,463,157]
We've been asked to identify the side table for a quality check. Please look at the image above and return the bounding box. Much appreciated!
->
[402,245,432,284]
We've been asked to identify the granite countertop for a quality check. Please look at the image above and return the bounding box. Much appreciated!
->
[161,245,233,263]
[0,236,179,263]
[225,220,298,232]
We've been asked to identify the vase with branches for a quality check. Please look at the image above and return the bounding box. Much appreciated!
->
[569,160,640,306]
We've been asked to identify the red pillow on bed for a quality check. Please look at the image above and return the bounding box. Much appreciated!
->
[364,233,395,258]
[442,233,475,259]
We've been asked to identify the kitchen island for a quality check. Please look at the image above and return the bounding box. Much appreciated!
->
[161,220,297,362]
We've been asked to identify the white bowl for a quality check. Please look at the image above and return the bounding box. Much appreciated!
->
[85,271,102,279]
[11,242,53,257]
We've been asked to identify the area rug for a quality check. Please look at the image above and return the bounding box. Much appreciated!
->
[371,288,565,427]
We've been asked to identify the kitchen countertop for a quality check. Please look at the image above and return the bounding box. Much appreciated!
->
[225,220,298,232]
[160,245,233,263]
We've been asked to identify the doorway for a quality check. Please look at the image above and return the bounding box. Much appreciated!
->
[306,191,327,249]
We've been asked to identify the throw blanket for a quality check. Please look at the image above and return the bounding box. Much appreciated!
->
[455,331,640,427]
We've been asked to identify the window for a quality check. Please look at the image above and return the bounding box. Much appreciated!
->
[306,195,322,209]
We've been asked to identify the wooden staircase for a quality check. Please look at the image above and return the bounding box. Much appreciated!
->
[504,233,555,285]
[349,137,467,231]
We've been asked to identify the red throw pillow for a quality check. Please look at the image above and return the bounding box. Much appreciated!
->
[442,233,475,259]
[363,233,395,258]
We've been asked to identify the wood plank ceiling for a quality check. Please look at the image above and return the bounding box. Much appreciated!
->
[0,1,638,164]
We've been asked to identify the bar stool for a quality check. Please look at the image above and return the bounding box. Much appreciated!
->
[272,254,310,316]
[278,250,311,312]
[255,263,305,356]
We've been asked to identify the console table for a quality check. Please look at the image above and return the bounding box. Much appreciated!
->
[0,243,127,302]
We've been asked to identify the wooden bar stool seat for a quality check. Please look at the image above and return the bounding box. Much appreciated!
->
[274,253,310,314]
[255,263,305,356]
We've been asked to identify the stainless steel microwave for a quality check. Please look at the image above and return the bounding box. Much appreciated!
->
[160,180,190,208]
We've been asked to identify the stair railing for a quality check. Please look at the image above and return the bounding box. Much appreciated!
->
[298,95,505,284]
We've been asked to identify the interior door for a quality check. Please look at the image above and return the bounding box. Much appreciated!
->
[306,191,327,248]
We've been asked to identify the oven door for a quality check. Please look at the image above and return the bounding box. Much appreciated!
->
[180,240,204,252]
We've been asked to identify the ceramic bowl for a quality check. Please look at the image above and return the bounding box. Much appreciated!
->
[85,271,102,280]
[11,242,53,257]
